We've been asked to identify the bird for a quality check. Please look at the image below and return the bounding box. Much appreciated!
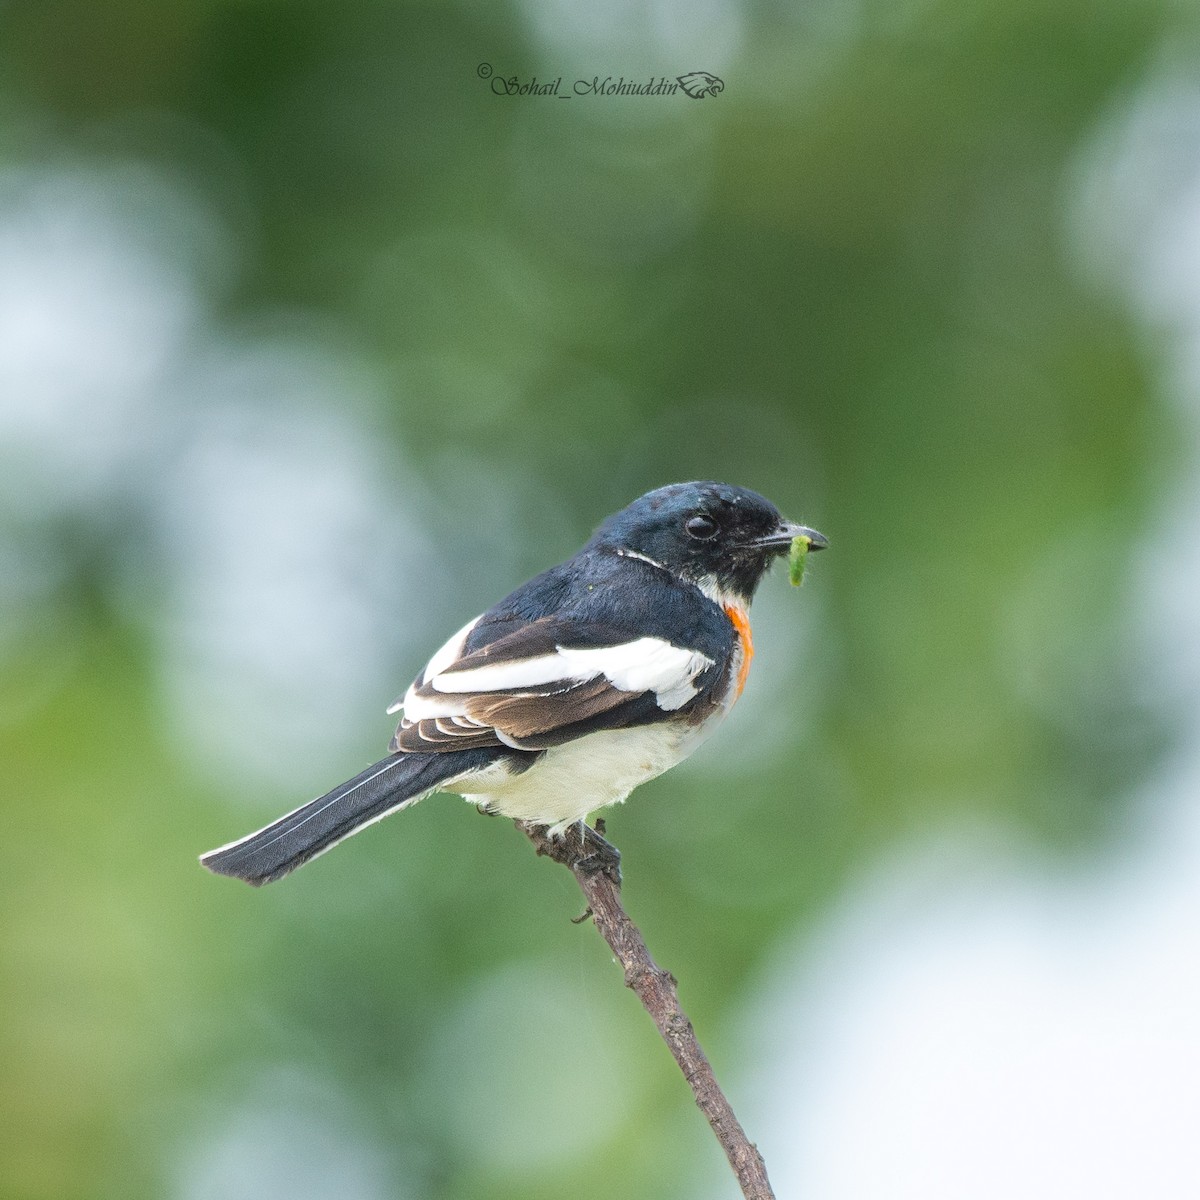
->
[200,481,826,886]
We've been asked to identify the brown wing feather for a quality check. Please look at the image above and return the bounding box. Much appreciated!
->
[390,714,503,753]
[467,675,635,739]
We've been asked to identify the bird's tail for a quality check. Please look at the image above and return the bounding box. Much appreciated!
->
[200,751,487,886]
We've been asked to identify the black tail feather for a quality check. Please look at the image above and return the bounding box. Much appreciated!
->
[200,750,496,886]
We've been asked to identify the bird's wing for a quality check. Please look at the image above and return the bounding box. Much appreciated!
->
[387,614,723,753]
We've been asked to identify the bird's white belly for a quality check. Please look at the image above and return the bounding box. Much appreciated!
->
[444,722,713,834]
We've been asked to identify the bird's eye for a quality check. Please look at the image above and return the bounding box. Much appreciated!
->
[685,514,719,539]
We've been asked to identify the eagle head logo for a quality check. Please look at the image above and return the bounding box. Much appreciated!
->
[677,71,725,99]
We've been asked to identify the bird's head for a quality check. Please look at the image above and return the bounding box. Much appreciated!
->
[589,481,826,605]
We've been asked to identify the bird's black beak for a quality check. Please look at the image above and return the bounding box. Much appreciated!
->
[753,522,829,553]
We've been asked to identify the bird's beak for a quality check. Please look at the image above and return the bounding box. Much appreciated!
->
[753,522,829,553]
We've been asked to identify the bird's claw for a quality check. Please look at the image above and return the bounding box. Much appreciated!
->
[570,821,622,887]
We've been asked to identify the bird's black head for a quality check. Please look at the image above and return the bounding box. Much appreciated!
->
[588,481,826,604]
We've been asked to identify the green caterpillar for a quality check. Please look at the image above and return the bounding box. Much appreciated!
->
[789,535,811,586]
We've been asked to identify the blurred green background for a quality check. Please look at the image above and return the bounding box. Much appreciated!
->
[4,1,1200,1198]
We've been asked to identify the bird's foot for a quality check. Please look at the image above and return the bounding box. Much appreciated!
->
[569,818,622,887]
[517,818,622,888]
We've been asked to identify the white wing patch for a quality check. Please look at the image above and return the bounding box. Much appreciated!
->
[559,641,713,710]
[424,615,481,679]
[386,616,479,716]
[429,636,713,713]
[399,690,469,722]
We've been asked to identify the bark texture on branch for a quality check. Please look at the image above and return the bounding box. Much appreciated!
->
[518,820,775,1200]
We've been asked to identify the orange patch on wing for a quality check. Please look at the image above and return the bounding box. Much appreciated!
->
[724,603,754,698]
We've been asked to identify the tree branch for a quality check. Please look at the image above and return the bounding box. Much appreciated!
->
[518,820,775,1200]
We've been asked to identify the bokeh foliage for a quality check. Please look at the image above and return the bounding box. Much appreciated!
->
[0,1,1178,1198]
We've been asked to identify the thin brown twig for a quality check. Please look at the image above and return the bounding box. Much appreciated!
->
[518,819,775,1200]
